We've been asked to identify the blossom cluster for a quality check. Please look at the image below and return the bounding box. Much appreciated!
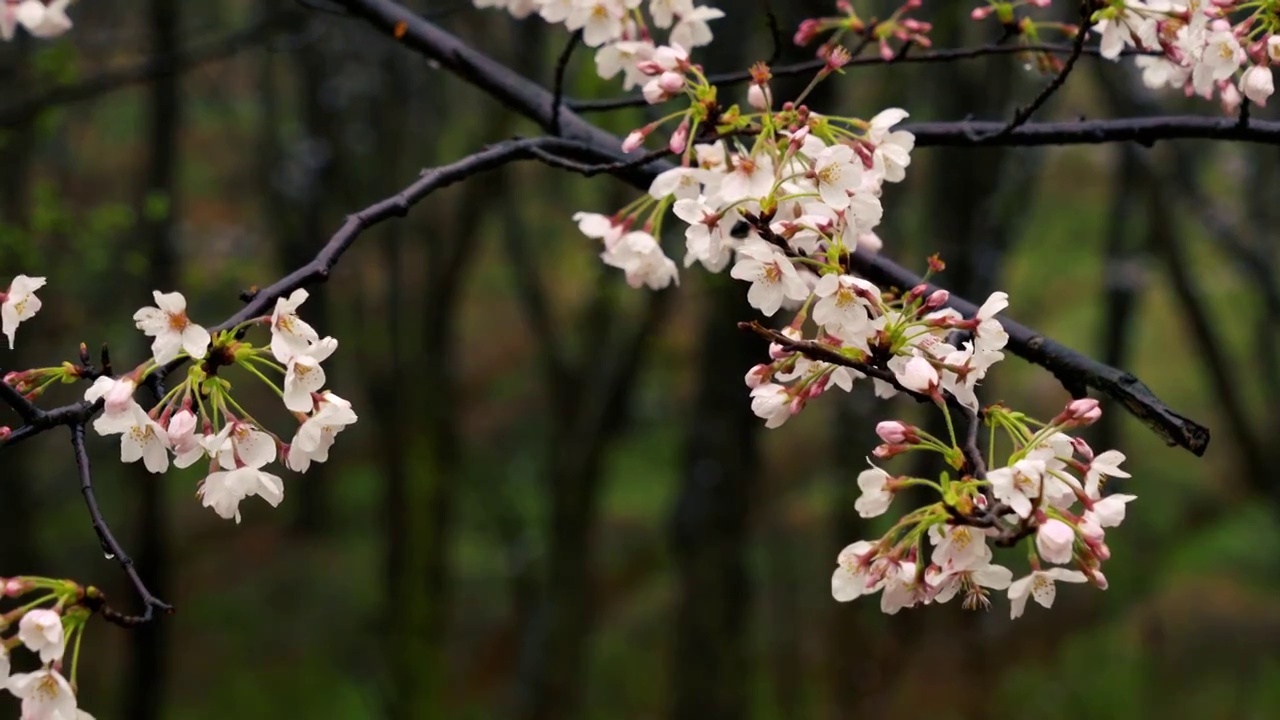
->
[472,0,724,86]
[1088,1,1280,110]
[0,578,95,719]
[3,286,359,524]
[833,399,1133,617]
[0,0,72,41]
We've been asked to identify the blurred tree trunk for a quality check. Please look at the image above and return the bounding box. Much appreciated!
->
[668,6,760,719]
[283,18,338,536]
[670,275,760,720]
[124,1,181,718]
[0,37,40,578]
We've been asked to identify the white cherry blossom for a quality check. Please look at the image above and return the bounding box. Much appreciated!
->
[988,458,1047,518]
[669,5,723,48]
[748,382,791,429]
[271,289,320,363]
[288,392,358,472]
[854,466,892,517]
[1035,519,1076,565]
[198,466,285,523]
[600,231,679,290]
[6,667,78,720]
[18,609,65,664]
[1085,449,1130,497]
[133,291,210,364]
[1086,493,1137,528]
[729,240,809,316]
[284,337,338,412]
[2,274,45,348]
[1008,568,1088,619]
[810,144,861,209]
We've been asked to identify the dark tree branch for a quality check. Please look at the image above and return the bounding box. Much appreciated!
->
[906,116,1280,147]
[846,252,1210,456]
[71,423,173,627]
[0,10,294,128]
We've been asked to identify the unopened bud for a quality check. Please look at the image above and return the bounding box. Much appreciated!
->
[788,395,807,416]
[1069,436,1094,462]
[971,5,994,19]
[622,129,647,153]
[0,426,10,441]
[744,364,772,389]
[1054,398,1102,427]
[875,420,918,445]
[658,70,684,94]
[747,82,772,111]
[924,289,950,310]
[668,119,689,155]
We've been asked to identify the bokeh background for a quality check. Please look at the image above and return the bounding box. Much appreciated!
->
[2,1,1279,719]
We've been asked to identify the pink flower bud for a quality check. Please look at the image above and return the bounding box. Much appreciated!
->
[744,364,772,389]
[924,289,949,310]
[1090,570,1109,590]
[971,6,994,19]
[788,395,806,416]
[622,128,648,153]
[668,119,689,155]
[794,19,821,46]
[807,375,830,398]
[875,420,917,445]
[636,59,663,76]
[0,426,10,441]
[658,71,684,94]
[1035,519,1076,565]
[1055,398,1102,427]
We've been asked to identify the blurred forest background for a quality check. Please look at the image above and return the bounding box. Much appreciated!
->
[3,1,1280,719]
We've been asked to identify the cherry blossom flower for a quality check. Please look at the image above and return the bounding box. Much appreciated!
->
[198,466,285,523]
[83,376,138,421]
[811,144,862,209]
[928,550,1012,609]
[718,154,774,203]
[649,166,706,202]
[537,0,574,23]
[1192,28,1244,96]
[284,337,338,412]
[831,541,885,601]
[929,524,989,571]
[6,667,79,720]
[1085,449,1130,497]
[1008,568,1088,619]
[854,466,893,517]
[271,289,320,363]
[673,197,738,272]
[566,0,628,47]
[210,421,277,471]
[670,5,723,48]
[812,273,875,338]
[879,561,927,614]
[2,274,45,348]
[649,0,694,28]
[749,382,791,429]
[1035,519,1077,565]
[133,291,210,364]
[730,240,809,316]
[287,392,358,472]
[892,355,939,395]
[1240,65,1274,106]
[96,405,170,473]
[1094,7,1159,60]
[866,109,914,183]
[15,0,71,38]
[600,231,680,290]
[987,459,1047,518]
[1086,493,1137,528]
[166,410,206,469]
[595,39,656,89]
[18,609,65,664]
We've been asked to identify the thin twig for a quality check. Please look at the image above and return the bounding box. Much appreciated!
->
[568,42,1156,113]
[977,6,1092,140]
[71,423,174,627]
[549,30,581,136]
